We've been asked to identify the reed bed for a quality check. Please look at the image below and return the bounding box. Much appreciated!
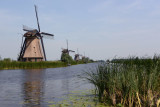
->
[85,56,160,107]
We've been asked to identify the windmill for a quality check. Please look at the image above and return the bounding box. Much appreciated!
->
[74,49,80,61]
[18,5,54,62]
[81,52,86,60]
[81,52,89,63]
[61,40,75,62]
[61,40,75,55]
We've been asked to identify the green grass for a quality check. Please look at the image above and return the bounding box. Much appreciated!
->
[0,61,65,70]
[84,55,160,107]
[0,59,88,70]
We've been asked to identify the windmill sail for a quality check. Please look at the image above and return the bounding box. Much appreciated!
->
[35,5,40,32]
[41,32,54,39]
[69,50,75,52]
[23,25,36,32]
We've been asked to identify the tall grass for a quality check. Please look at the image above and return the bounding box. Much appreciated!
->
[85,56,160,106]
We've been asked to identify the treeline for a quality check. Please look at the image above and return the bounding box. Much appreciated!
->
[61,53,93,63]
[111,55,160,70]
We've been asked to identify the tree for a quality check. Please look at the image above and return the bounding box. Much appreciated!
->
[3,58,11,62]
[61,53,73,63]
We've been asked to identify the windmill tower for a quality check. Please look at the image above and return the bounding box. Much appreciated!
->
[18,5,54,62]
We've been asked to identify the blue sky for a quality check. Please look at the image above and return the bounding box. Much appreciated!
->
[0,0,160,60]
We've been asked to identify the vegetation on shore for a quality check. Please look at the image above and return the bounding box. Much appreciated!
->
[48,90,106,107]
[84,55,160,107]
[0,58,93,70]
[60,53,92,64]
[61,53,74,63]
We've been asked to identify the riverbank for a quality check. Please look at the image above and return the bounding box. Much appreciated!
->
[0,60,87,70]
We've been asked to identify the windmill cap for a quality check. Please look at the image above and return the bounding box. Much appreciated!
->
[24,30,39,37]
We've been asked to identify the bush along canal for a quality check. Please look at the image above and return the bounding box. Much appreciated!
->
[0,63,105,107]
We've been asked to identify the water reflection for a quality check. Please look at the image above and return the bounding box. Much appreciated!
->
[22,69,45,107]
[61,67,70,96]
[0,63,97,106]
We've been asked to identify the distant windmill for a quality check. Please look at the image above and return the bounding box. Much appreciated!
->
[61,40,75,55]
[61,40,75,62]
[74,49,80,61]
[81,52,90,63]
[81,52,86,60]
[18,5,54,62]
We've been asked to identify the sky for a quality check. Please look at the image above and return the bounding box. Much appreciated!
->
[0,0,160,60]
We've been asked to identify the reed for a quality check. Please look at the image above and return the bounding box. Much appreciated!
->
[85,56,160,106]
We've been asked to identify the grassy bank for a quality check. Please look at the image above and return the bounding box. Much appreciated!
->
[84,56,160,107]
[0,60,87,70]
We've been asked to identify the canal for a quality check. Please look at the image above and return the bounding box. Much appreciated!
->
[0,63,98,107]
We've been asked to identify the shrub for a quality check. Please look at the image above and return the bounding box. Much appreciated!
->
[61,53,73,63]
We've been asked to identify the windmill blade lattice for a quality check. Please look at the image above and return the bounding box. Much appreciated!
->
[35,5,41,32]
[41,32,54,39]
[41,32,54,36]
[41,34,54,39]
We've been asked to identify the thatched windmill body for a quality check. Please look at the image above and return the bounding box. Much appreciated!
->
[18,5,54,62]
